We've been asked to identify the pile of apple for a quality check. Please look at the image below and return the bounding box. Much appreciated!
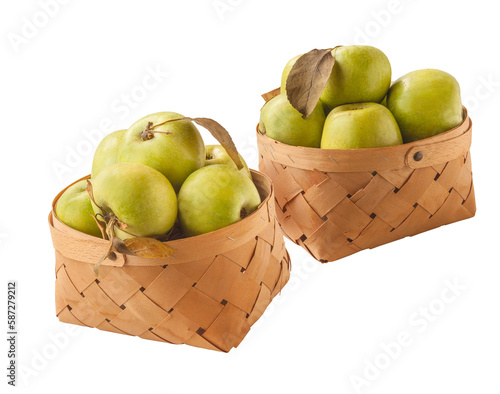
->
[55,112,261,244]
[259,45,464,149]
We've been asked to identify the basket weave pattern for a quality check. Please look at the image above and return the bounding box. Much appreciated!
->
[50,171,290,352]
[257,113,476,263]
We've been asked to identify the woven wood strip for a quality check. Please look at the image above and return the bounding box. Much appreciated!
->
[257,112,476,263]
[49,170,291,352]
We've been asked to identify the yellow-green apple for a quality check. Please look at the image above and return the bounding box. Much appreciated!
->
[386,69,463,142]
[119,112,205,192]
[379,80,395,107]
[90,162,177,239]
[321,102,403,149]
[280,54,302,94]
[320,45,392,110]
[204,145,251,179]
[55,180,102,237]
[259,93,326,147]
[178,165,261,236]
[91,129,126,178]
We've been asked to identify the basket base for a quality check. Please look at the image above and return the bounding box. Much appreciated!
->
[259,151,476,263]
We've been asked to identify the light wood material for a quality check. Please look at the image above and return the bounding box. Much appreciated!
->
[261,87,281,102]
[257,99,476,263]
[49,170,291,352]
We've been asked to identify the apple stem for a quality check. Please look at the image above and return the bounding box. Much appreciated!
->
[91,210,138,276]
[90,212,108,240]
[139,121,173,140]
[139,122,156,140]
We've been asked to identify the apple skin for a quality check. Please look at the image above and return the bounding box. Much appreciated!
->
[280,54,302,94]
[119,112,205,192]
[386,69,463,142]
[55,180,102,237]
[204,145,251,179]
[90,162,177,239]
[259,93,326,148]
[321,102,403,149]
[91,129,126,178]
[178,165,261,237]
[320,45,392,110]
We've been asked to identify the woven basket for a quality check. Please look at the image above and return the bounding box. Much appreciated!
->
[257,99,476,263]
[49,170,290,352]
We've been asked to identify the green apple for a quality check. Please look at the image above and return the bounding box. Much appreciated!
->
[280,54,302,94]
[119,112,205,192]
[259,93,326,147]
[178,165,261,236]
[321,102,403,149]
[320,45,392,110]
[386,69,463,142]
[204,145,251,179]
[379,80,395,107]
[91,129,126,178]
[90,162,177,239]
[55,180,102,237]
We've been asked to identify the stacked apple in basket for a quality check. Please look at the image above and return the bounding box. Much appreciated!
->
[55,112,260,270]
[51,112,292,352]
[260,45,464,148]
[258,45,475,263]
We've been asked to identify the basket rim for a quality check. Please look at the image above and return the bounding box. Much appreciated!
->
[49,169,276,266]
[257,107,472,172]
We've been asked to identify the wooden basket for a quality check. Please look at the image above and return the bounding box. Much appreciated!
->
[48,170,290,352]
[257,102,476,263]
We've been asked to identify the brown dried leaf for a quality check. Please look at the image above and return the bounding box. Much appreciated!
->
[86,180,97,206]
[155,117,243,170]
[190,117,243,170]
[86,180,106,212]
[286,48,336,119]
[93,240,113,276]
[90,212,108,240]
[112,237,135,255]
[123,237,174,259]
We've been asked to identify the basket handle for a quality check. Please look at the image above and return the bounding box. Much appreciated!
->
[405,117,472,169]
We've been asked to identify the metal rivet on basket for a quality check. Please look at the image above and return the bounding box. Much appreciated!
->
[413,151,424,161]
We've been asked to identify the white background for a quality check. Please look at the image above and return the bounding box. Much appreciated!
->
[1,0,499,393]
